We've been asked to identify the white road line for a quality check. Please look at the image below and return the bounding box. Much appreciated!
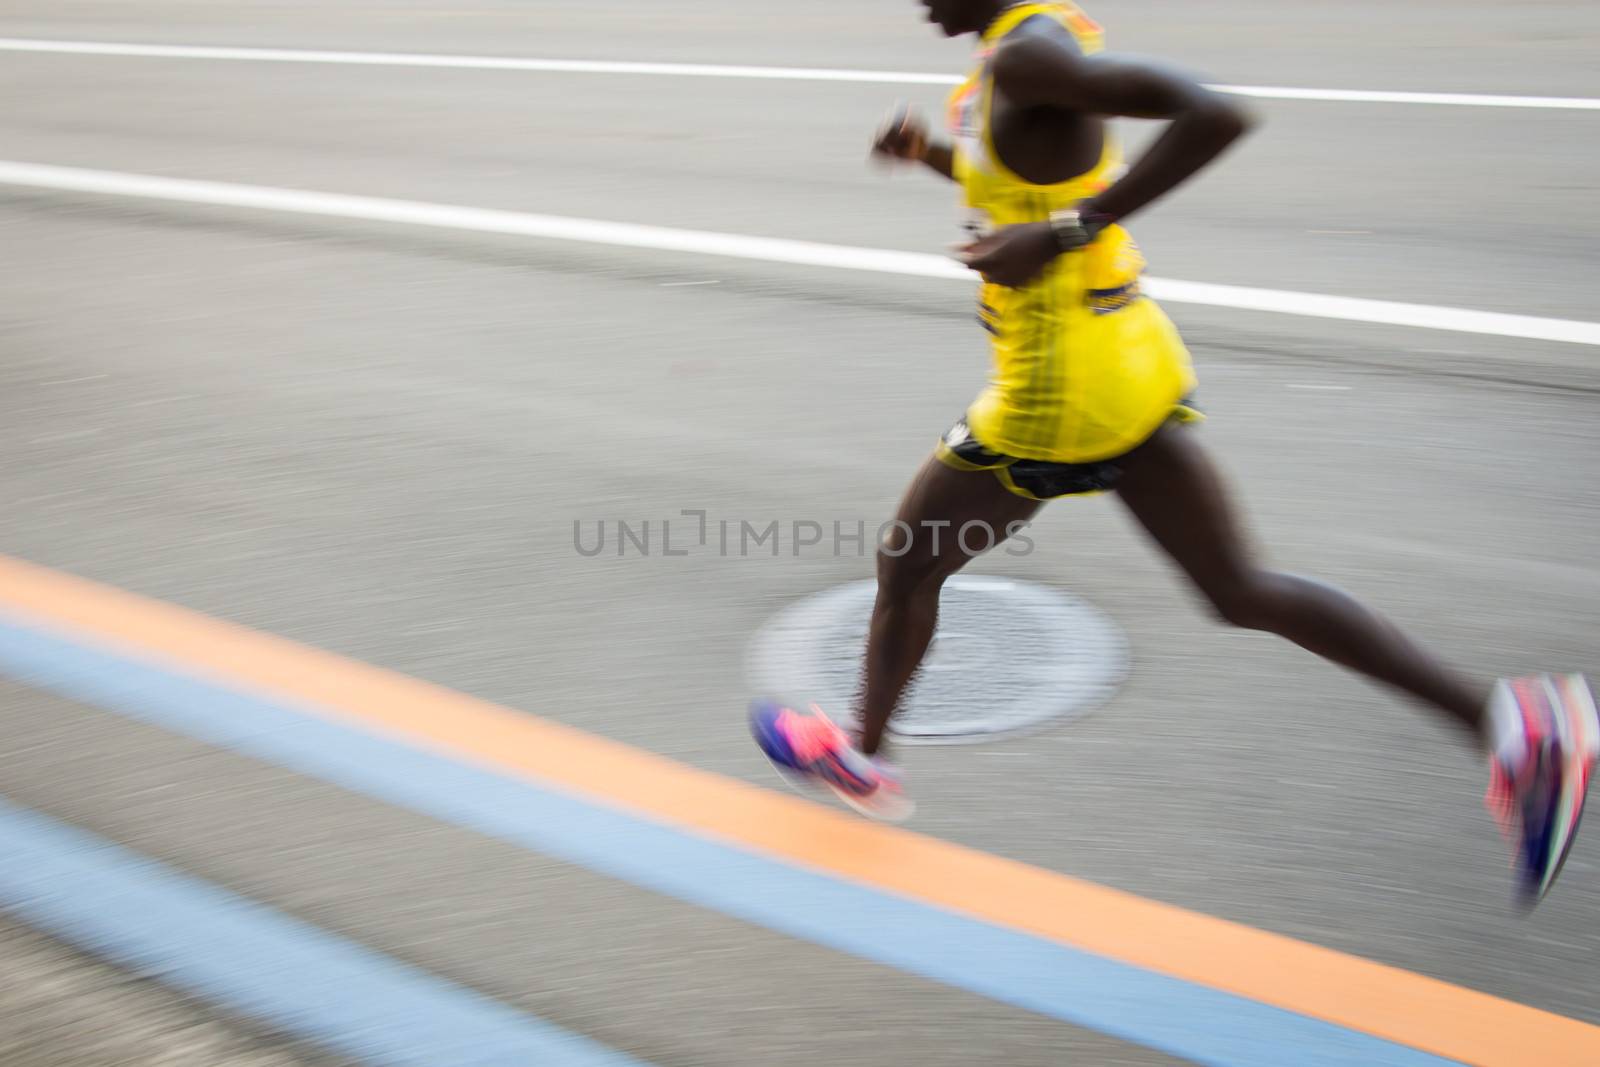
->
[2,37,1597,111]
[0,37,957,84]
[1212,84,1600,111]
[2,160,1596,347]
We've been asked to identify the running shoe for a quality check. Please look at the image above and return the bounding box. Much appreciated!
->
[1485,674,1599,907]
[749,699,914,822]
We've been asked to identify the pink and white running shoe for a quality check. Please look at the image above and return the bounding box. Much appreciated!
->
[749,700,914,822]
[1485,674,1599,907]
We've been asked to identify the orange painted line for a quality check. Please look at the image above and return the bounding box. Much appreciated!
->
[0,552,1594,1066]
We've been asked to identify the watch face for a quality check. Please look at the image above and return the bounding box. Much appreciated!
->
[1050,212,1087,249]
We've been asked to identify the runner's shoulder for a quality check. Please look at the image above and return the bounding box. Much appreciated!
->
[991,16,1088,95]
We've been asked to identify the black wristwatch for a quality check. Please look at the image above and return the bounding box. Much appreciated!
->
[1047,207,1114,253]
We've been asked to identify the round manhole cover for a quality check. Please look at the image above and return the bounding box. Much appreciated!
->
[746,576,1128,745]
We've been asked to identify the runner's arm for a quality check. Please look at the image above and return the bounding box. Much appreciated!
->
[919,142,958,182]
[991,37,1255,224]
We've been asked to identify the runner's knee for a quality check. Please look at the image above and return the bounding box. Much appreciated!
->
[876,525,952,600]
[1203,569,1279,630]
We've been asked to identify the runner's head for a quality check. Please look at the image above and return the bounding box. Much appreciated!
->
[919,0,1006,38]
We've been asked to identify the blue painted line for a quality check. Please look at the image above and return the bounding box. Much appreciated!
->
[0,795,650,1067]
[0,616,1461,1067]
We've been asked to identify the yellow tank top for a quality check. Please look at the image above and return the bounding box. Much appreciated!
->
[947,2,1197,464]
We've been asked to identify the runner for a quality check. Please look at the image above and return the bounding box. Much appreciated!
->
[752,0,1597,906]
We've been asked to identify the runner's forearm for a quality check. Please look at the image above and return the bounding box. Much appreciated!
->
[1085,94,1252,224]
[921,141,958,181]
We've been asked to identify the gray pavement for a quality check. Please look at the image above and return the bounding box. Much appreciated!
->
[0,1,1597,1063]
[0,912,347,1067]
